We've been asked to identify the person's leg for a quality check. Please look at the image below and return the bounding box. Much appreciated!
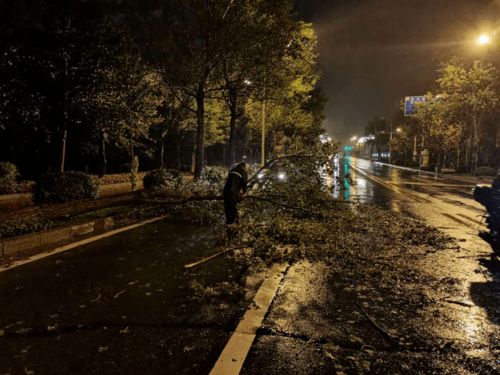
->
[224,199,237,225]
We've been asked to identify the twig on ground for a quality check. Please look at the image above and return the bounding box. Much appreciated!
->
[246,195,324,218]
[141,195,223,205]
[441,299,473,308]
[184,245,247,270]
[357,302,398,344]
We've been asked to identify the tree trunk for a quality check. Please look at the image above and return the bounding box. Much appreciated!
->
[464,137,471,172]
[194,84,205,179]
[98,130,107,177]
[228,90,238,166]
[176,132,182,170]
[472,114,480,172]
[60,129,67,173]
[160,140,165,169]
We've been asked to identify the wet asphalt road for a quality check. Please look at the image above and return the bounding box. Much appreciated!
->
[0,223,253,374]
[0,158,499,374]
[241,157,499,374]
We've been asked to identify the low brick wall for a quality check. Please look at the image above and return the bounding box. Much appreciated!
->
[0,218,112,258]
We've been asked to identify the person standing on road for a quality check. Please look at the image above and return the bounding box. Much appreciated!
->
[223,162,248,229]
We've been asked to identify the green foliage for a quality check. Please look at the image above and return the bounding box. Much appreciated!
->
[0,218,56,239]
[33,172,99,204]
[0,162,19,179]
[182,165,228,196]
[474,166,497,177]
[0,0,324,177]
[200,166,227,187]
[143,169,185,192]
[0,162,19,194]
[413,60,499,171]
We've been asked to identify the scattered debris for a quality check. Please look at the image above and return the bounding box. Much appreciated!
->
[113,290,126,299]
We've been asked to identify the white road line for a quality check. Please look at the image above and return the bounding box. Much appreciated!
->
[209,263,288,375]
[0,216,167,273]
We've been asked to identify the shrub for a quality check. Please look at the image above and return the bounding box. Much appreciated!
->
[0,162,19,194]
[186,166,228,195]
[474,166,497,177]
[0,162,19,179]
[33,171,99,204]
[200,166,227,187]
[0,178,17,195]
[143,169,185,192]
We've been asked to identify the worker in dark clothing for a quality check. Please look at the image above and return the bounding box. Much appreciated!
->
[223,162,248,226]
[474,173,500,250]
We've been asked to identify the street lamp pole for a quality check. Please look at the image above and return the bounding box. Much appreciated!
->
[389,122,393,164]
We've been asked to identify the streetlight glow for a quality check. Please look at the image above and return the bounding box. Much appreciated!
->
[477,34,491,46]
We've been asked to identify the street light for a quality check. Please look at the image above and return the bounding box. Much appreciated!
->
[477,33,491,46]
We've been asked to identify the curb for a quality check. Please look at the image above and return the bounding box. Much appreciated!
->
[0,216,167,273]
[0,218,114,258]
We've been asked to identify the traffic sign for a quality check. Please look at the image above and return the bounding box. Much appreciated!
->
[404,96,425,116]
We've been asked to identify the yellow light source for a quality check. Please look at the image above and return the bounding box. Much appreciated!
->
[396,127,402,133]
[477,34,491,45]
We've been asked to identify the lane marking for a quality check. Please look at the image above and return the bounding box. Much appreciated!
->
[0,216,167,273]
[350,165,432,203]
[350,163,490,231]
[209,263,288,375]
[392,182,476,188]
[456,213,487,230]
[372,160,489,185]
[441,212,475,228]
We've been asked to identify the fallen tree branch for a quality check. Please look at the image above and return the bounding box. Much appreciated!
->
[184,245,247,269]
[441,299,473,308]
[141,195,223,205]
[357,302,398,344]
[246,195,324,218]
[247,152,311,186]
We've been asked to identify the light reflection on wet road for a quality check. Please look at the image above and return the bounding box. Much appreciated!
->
[334,155,487,219]
[330,156,499,372]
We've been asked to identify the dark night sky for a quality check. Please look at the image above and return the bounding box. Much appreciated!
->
[294,0,500,141]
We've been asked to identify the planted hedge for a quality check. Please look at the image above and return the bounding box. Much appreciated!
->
[0,162,19,195]
[143,169,185,192]
[33,171,99,204]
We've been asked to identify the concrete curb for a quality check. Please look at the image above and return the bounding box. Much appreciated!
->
[0,216,166,273]
[0,218,114,258]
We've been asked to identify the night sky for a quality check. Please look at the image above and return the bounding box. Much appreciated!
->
[294,0,500,141]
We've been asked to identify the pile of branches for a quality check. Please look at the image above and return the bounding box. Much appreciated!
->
[143,143,452,265]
